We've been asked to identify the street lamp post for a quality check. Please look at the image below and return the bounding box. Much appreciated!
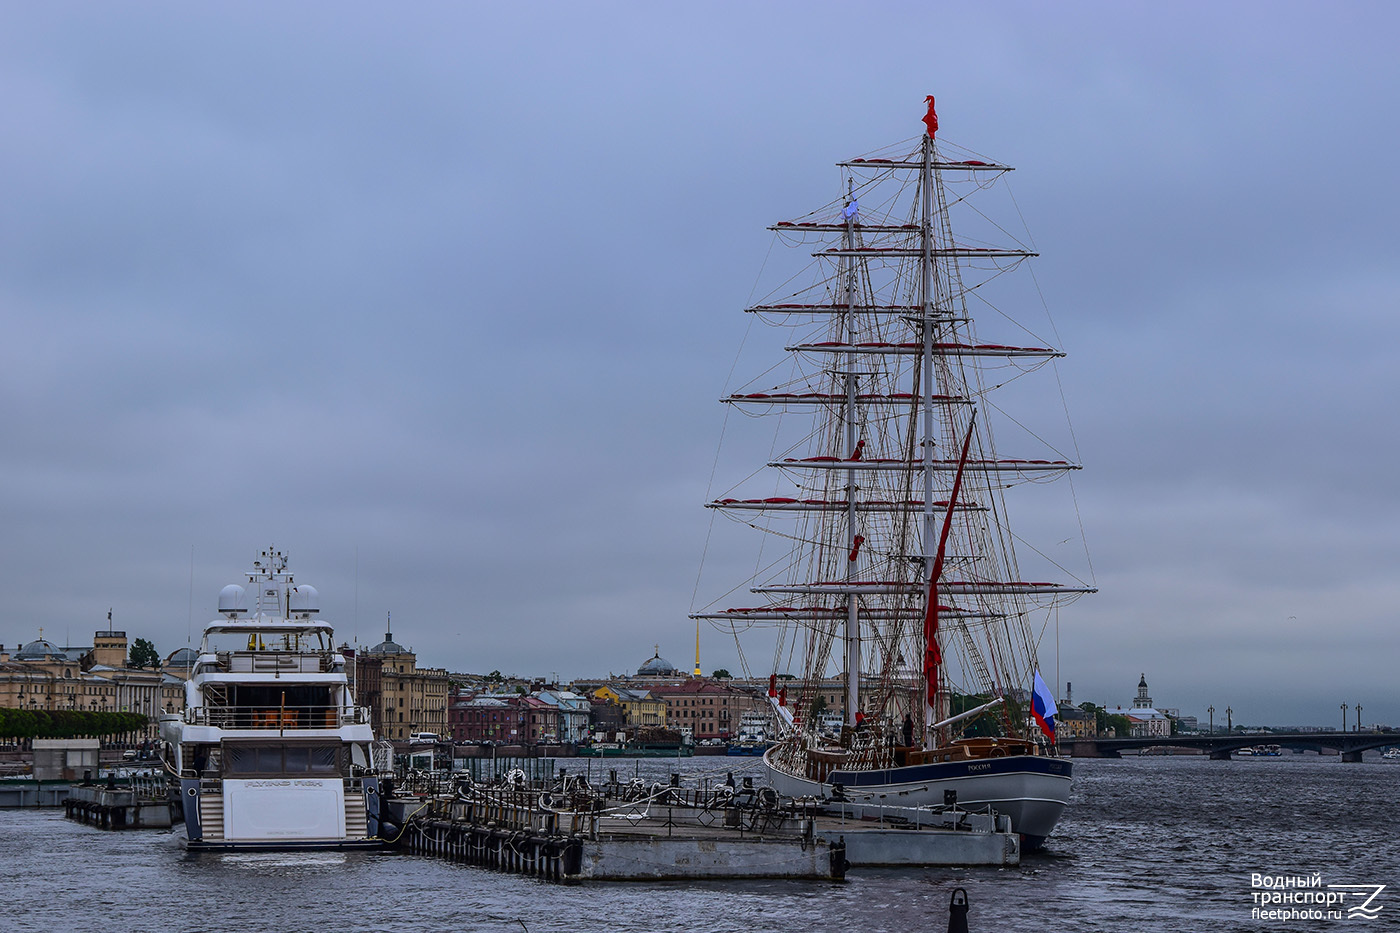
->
[1341,703,1348,733]
[1208,705,1215,735]
[1356,704,1362,733]
[1226,707,1233,734]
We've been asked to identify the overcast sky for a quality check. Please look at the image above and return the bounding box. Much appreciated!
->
[2,2,1397,727]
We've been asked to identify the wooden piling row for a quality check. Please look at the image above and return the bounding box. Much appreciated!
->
[63,796,131,829]
[60,781,173,829]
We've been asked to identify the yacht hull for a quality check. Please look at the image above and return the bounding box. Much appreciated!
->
[173,775,385,851]
[180,838,386,851]
[763,747,1071,848]
[726,743,771,757]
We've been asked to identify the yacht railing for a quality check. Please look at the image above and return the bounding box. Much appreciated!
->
[181,705,371,729]
[179,772,378,788]
[128,773,170,801]
[209,650,340,674]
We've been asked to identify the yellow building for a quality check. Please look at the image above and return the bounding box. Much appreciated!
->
[354,624,450,741]
[592,685,666,727]
[0,630,182,741]
[1055,705,1097,739]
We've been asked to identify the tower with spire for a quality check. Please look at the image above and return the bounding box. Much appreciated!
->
[1133,673,1153,709]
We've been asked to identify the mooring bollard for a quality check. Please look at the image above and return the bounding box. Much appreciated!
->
[562,834,583,877]
[828,836,849,880]
[947,887,969,933]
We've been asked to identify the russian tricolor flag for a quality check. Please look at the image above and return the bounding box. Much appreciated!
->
[1031,670,1058,739]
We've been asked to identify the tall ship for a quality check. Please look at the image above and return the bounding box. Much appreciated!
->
[692,99,1094,848]
[160,548,385,849]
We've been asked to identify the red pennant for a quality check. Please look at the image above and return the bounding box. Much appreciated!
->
[923,96,939,139]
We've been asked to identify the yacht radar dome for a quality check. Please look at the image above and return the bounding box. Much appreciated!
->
[218,584,247,617]
[290,584,320,617]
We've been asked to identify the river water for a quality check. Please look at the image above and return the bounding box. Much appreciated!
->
[5,753,1397,932]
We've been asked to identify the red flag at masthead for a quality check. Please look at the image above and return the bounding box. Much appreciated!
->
[922,96,939,139]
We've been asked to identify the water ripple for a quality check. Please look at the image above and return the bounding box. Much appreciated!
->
[4,755,1397,931]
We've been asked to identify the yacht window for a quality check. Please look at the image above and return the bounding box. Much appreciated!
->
[309,745,338,772]
[225,745,257,774]
[284,746,310,772]
[255,746,284,772]
[224,743,341,775]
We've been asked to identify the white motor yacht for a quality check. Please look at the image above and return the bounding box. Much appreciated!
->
[159,548,385,849]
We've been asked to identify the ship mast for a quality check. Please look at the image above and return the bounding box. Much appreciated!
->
[692,97,1096,760]
[841,179,861,728]
[919,125,942,746]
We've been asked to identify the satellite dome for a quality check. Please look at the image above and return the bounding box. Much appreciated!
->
[290,584,320,616]
[218,584,247,616]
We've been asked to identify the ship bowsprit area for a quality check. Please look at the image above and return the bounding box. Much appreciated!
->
[386,771,1019,882]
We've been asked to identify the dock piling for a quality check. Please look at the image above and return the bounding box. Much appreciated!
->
[947,888,969,933]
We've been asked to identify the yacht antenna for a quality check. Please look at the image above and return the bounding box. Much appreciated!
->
[187,544,195,645]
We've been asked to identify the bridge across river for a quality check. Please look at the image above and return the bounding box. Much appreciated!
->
[1062,733,1398,762]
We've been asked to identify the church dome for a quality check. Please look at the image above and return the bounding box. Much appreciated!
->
[165,647,198,670]
[369,630,407,655]
[638,647,677,676]
[16,638,62,660]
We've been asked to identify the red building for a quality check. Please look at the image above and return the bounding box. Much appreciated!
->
[520,696,560,744]
[449,693,561,745]
[650,679,760,740]
[450,696,526,744]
